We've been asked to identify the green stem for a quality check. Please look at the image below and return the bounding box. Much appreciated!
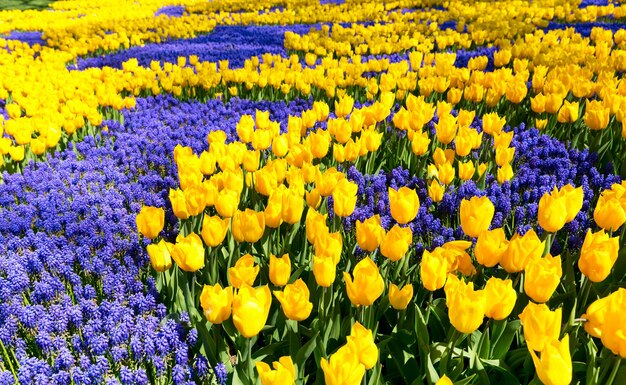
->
[0,338,17,381]
[607,357,622,385]
[440,329,461,375]
[247,338,254,382]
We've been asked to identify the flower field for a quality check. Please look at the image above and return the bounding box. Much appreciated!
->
[1,0,626,384]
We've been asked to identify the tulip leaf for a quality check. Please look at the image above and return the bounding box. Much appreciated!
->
[480,358,521,385]
[367,363,382,385]
[387,330,420,384]
[491,320,520,360]
[251,340,288,362]
[295,332,319,378]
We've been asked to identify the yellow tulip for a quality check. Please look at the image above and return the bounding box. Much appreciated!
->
[136,206,164,239]
[380,225,413,262]
[201,216,230,247]
[458,160,475,181]
[600,289,626,357]
[421,248,448,291]
[500,229,545,273]
[200,283,233,324]
[269,254,291,287]
[347,322,378,369]
[435,374,453,385]
[594,195,626,232]
[306,209,328,244]
[584,100,610,130]
[582,295,611,339]
[388,187,420,224]
[232,284,272,338]
[215,189,239,218]
[519,303,562,352]
[389,283,413,310]
[320,341,365,385]
[529,334,572,385]
[356,215,385,252]
[446,280,486,334]
[434,114,457,144]
[344,257,384,306]
[497,163,514,184]
[170,233,205,272]
[169,188,190,220]
[231,209,265,243]
[256,356,296,385]
[314,231,343,264]
[333,178,358,217]
[484,277,516,320]
[184,184,208,217]
[538,187,568,233]
[475,228,508,267]
[146,239,173,272]
[459,196,495,238]
[281,187,304,225]
[482,112,506,136]
[274,279,312,321]
[428,180,445,202]
[559,184,584,222]
[524,254,562,303]
[313,254,337,288]
[228,254,259,288]
[578,229,619,282]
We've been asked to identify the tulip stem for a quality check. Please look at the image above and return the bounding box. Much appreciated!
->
[247,338,254,382]
[579,277,592,315]
[440,329,461,375]
[607,357,622,385]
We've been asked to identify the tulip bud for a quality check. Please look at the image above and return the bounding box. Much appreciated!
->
[146,239,172,272]
[281,187,304,224]
[228,254,259,288]
[460,196,495,238]
[474,228,508,267]
[269,254,291,287]
[482,112,506,136]
[388,187,420,224]
[313,254,337,287]
[529,334,572,385]
[200,283,233,324]
[343,257,384,306]
[232,284,272,338]
[136,206,165,239]
[420,248,448,291]
[428,180,445,202]
[333,178,358,217]
[170,233,205,272]
[356,215,385,252]
[380,225,413,262]
[389,283,413,310]
[519,303,562,352]
[524,254,562,303]
[306,209,328,244]
[169,188,190,220]
[578,229,619,282]
[215,189,240,218]
[436,375,453,385]
[537,187,568,233]
[484,277,516,320]
[274,279,312,321]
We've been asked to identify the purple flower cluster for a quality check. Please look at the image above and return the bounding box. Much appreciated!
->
[154,5,186,18]
[544,21,623,36]
[0,94,313,383]
[75,24,320,70]
[341,120,619,257]
[1,31,46,46]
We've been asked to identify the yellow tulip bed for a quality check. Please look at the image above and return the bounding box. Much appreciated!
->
[1,0,626,384]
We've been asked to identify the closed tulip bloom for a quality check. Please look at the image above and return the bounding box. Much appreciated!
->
[305,188,321,209]
[274,279,312,321]
[269,254,291,287]
[582,295,611,338]
[578,229,619,282]
[380,225,413,262]
[411,130,431,155]
[560,185,584,222]
[421,249,448,291]
[228,254,259,288]
[231,209,265,243]
[484,277,516,320]
[538,187,568,233]
[313,254,337,287]
[201,215,230,247]
[200,284,233,324]
[333,179,358,217]
[594,195,626,231]
[436,374,453,385]
[347,322,378,369]
[256,356,296,385]
[314,231,343,264]
[389,283,413,310]
[321,341,365,385]
[600,289,626,357]
[136,206,165,239]
[236,115,254,143]
[497,163,514,184]
[557,100,579,123]
[306,209,328,244]
[584,100,610,130]
[458,160,475,181]
[265,186,285,228]
[495,146,515,167]
[475,228,508,267]
[281,188,304,224]
[460,196,495,238]
[170,233,205,272]
[146,239,172,272]
[519,303,562,352]
[434,113,457,144]
[356,215,385,252]
[344,257,385,306]
[428,180,445,202]
[500,229,545,273]
[447,281,486,334]
[232,284,272,338]
[437,162,455,185]
[215,189,239,218]
[388,187,420,224]
[482,112,506,136]
[242,150,260,172]
[169,188,190,220]
[316,168,344,197]
[529,334,572,385]
[525,254,562,303]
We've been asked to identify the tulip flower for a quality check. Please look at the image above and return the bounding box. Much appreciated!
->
[529,334,572,385]
[519,303,562,352]
[146,239,173,272]
[459,196,495,238]
[321,341,365,385]
[537,187,568,233]
[584,100,610,131]
[201,216,230,247]
[333,178,358,217]
[184,184,208,216]
[380,225,412,262]
[170,233,205,272]
[316,168,344,197]
[269,254,291,287]
[169,188,190,220]
[232,284,272,338]
[474,228,508,267]
[388,186,420,224]
[389,283,413,310]
[274,279,312,321]
[356,215,385,252]
[314,231,343,264]
[578,229,619,282]
[497,163,514,184]
[256,356,296,385]
[231,209,265,243]
[420,249,448,291]
[200,284,233,324]
[435,374,453,385]
[344,257,384,306]
[228,254,259,288]
[313,254,337,287]
[600,289,626,357]
[482,112,506,136]
[559,184,584,222]
[582,295,611,339]
[347,322,378,369]
[594,195,626,232]
[500,229,544,273]
[525,254,562,303]
[484,277,516,320]
[458,160,475,181]
[215,189,239,218]
[136,205,165,239]
[428,180,445,202]
[446,280,486,334]
[434,113,457,144]
[306,209,328,244]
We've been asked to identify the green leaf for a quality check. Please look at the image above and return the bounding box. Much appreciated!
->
[491,320,520,360]
[295,332,319,377]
